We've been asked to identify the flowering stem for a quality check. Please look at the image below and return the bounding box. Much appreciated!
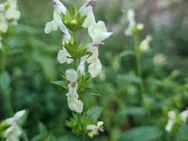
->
[134,34,144,104]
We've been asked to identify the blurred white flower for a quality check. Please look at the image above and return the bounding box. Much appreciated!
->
[44,0,71,40]
[5,0,21,21]
[140,35,152,52]
[87,121,104,138]
[66,69,83,113]
[88,21,112,45]
[57,48,73,64]
[180,108,188,122]
[125,9,144,36]
[165,111,176,132]
[3,110,27,141]
[153,53,166,65]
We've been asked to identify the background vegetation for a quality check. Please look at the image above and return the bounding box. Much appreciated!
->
[0,0,188,140]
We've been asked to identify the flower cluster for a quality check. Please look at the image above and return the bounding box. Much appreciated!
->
[1,110,27,141]
[0,0,21,49]
[45,0,112,137]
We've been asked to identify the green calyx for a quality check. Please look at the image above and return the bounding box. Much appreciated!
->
[62,4,86,32]
[63,39,88,60]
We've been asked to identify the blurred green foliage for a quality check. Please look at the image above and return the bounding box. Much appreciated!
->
[0,0,188,141]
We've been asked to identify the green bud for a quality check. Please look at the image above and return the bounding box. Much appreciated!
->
[62,40,70,47]
[70,19,78,27]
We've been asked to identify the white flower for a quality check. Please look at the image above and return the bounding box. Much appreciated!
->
[79,1,96,28]
[125,9,135,36]
[180,108,188,122]
[3,110,27,141]
[88,21,112,45]
[66,69,83,113]
[139,35,152,52]
[67,84,83,113]
[44,0,71,40]
[57,48,73,64]
[87,121,104,138]
[165,111,176,132]
[78,44,102,78]
[5,0,21,21]
[88,58,102,78]
[153,53,166,65]
[0,16,8,33]
[125,9,144,36]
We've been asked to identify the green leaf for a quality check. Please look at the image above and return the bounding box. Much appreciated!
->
[119,126,163,141]
[85,106,103,121]
[51,81,67,89]
[119,107,146,117]
[57,136,79,141]
[175,124,188,141]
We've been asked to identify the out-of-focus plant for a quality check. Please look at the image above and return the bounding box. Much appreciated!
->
[0,0,21,118]
[44,0,112,140]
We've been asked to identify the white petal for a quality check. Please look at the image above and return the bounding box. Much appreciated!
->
[78,56,88,74]
[140,35,152,52]
[80,5,96,28]
[57,49,73,64]
[88,21,112,44]
[66,69,78,82]
[97,121,104,127]
[44,20,58,33]
[88,58,102,78]
[53,0,67,15]
[165,111,176,132]
[67,86,83,113]
[180,109,188,122]
[87,125,97,130]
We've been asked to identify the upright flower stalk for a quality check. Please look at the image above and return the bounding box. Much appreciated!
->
[0,0,21,117]
[45,0,112,139]
[125,9,151,104]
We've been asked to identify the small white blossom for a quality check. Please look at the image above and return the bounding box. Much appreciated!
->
[78,44,102,78]
[165,111,176,132]
[88,21,112,45]
[79,1,96,28]
[66,69,83,113]
[44,0,71,40]
[180,108,188,122]
[3,110,27,141]
[57,48,73,64]
[139,35,152,52]
[153,53,166,65]
[87,121,104,138]
[5,0,21,21]
[125,9,144,36]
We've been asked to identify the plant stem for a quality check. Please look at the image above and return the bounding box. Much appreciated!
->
[81,134,86,141]
[0,48,13,117]
[134,34,144,104]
